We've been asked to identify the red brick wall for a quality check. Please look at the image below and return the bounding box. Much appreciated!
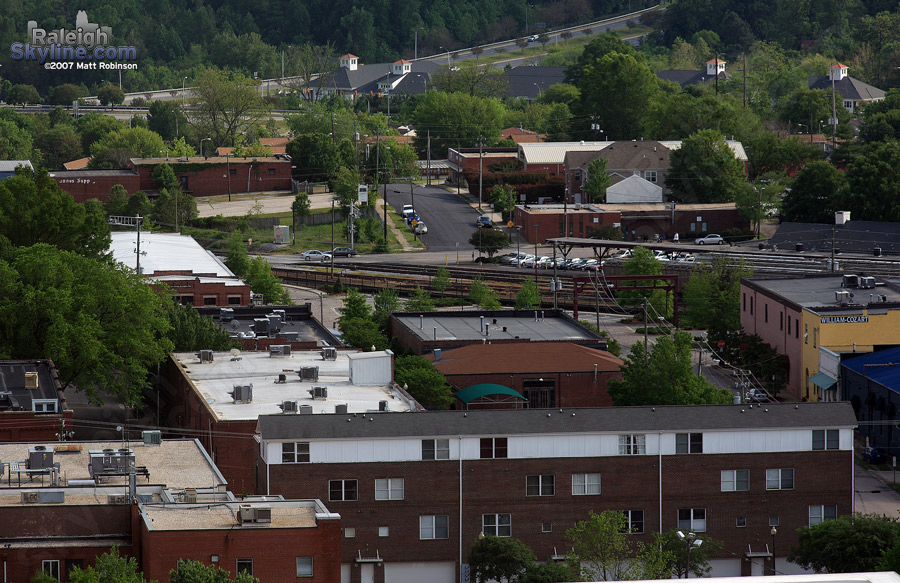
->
[0,410,74,442]
[155,272,252,307]
[514,208,620,243]
[51,174,141,203]
[134,160,291,196]
[439,370,619,408]
[139,516,342,583]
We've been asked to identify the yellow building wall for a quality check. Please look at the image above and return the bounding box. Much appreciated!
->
[800,308,900,400]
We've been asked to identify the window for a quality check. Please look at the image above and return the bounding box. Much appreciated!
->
[228,295,242,305]
[645,170,657,183]
[268,168,277,175]
[296,557,314,577]
[43,560,60,580]
[678,508,706,532]
[328,479,358,501]
[721,469,750,491]
[764,304,768,322]
[483,513,512,537]
[379,526,389,537]
[788,315,791,334]
[236,559,253,576]
[420,515,449,539]
[375,478,404,500]
[743,293,746,311]
[526,475,555,496]
[623,510,644,533]
[812,429,840,450]
[618,434,646,455]
[282,442,310,463]
[203,296,217,306]
[809,504,837,525]
[676,433,703,454]
[542,522,553,533]
[766,468,794,490]
[344,527,356,538]
[769,516,780,527]
[750,297,754,315]
[66,560,83,577]
[480,437,508,459]
[780,312,784,331]
[572,473,601,495]
[574,170,582,182]
[813,327,817,348]
[843,100,853,109]
[422,439,450,460]
[229,169,237,176]
[33,400,58,413]
[736,517,747,527]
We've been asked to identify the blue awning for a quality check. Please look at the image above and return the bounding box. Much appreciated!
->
[809,372,837,391]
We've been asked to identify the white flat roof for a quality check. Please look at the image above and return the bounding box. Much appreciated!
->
[628,575,900,583]
[174,350,413,421]
[110,232,237,277]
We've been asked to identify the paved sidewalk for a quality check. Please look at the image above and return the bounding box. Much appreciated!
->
[855,464,900,517]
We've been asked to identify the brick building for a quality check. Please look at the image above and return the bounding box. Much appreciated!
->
[387,310,607,356]
[164,349,422,494]
[0,360,72,442]
[129,156,292,196]
[446,147,519,185]
[513,204,622,242]
[428,342,622,408]
[48,169,141,203]
[110,232,252,307]
[0,438,342,583]
[256,403,856,582]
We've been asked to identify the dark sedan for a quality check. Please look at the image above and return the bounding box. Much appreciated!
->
[332,247,358,257]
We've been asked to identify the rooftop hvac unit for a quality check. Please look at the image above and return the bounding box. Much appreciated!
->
[321,347,337,361]
[22,491,40,504]
[142,430,162,446]
[298,366,319,381]
[273,309,286,320]
[279,400,298,413]
[309,386,327,400]
[842,274,859,288]
[275,374,287,384]
[379,400,388,412]
[281,331,299,342]
[89,449,136,477]
[860,276,877,289]
[220,307,234,321]
[28,446,54,469]
[253,318,270,337]
[269,345,291,357]
[24,372,38,389]
[835,290,851,303]
[239,505,272,524]
[198,350,214,362]
[107,494,129,505]
[299,404,314,414]
[184,488,198,503]
[335,403,348,414]
[230,384,253,403]
[267,313,283,332]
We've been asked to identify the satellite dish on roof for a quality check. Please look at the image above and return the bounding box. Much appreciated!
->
[230,348,241,357]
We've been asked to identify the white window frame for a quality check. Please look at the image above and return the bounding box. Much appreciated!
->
[328,479,358,501]
[420,515,449,539]
[676,432,702,454]
[812,429,839,450]
[618,434,646,455]
[483,513,512,537]
[572,473,601,495]
[33,399,58,413]
[422,438,450,460]
[645,170,658,183]
[677,508,706,532]
[721,469,750,492]
[296,557,313,577]
[42,560,60,580]
[375,478,404,500]
[344,527,356,538]
[623,510,644,534]
[282,442,310,463]
[766,468,794,490]
[809,504,837,526]
[379,526,389,537]
[526,474,555,496]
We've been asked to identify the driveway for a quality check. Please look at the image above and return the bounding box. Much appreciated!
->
[384,183,480,252]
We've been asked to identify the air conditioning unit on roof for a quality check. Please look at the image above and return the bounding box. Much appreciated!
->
[230,384,253,403]
[279,400,298,413]
[309,386,327,400]
[142,430,162,446]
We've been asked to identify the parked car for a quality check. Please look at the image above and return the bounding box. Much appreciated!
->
[695,234,725,245]
[745,388,769,403]
[862,446,888,465]
[528,34,539,41]
[401,204,415,218]
[476,215,493,228]
[576,258,600,271]
[331,247,358,257]
[414,222,428,235]
[511,253,535,266]
[300,249,332,262]
[499,253,519,264]
[565,258,586,270]
[406,213,421,225]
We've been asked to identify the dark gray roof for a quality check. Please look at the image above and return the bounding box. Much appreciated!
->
[505,66,565,99]
[48,169,138,177]
[657,70,728,88]
[808,76,885,102]
[744,274,900,309]
[258,402,856,440]
[0,360,62,412]
[769,221,900,255]
[323,61,440,95]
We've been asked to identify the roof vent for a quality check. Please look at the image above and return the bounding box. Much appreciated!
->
[298,366,319,381]
[321,347,337,360]
[335,403,348,414]
[230,384,253,403]
[835,290,850,303]
[24,372,38,389]
[184,488,198,503]
[860,276,876,289]
[269,345,291,357]
[379,400,388,412]
[842,274,859,288]
[309,386,328,400]
[142,430,162,446]
[279,400,298,413]
[300,404,314,414]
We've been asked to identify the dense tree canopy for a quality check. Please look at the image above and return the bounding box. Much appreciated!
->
[412,91,505,156]
[789,513,900,574]
[666,129,750,203]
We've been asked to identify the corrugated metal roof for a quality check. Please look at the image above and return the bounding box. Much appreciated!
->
[0,160,33,172]
[519,142,612,165]
[257,402,856,440]
[659,140,748,161]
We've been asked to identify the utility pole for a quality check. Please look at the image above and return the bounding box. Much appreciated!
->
[226,153,232,202]
[643,298,649,352]
[426,131,432,186]
[831,67,838,151]
[330,198,335,275]
[478,137,484,213]
[108,215,144,274]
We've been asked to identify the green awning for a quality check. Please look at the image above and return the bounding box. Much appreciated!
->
[809,372,837,390]
[454,383,527,404]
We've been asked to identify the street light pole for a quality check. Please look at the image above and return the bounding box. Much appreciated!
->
[770,527,777,575]
[200,137,211,158]
[677,531,702,579]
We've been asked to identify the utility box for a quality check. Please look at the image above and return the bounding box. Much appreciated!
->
[273,225,290,244]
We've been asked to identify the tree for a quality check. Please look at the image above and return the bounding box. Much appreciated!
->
[76,113,125,154]
[188,70,270,148]
[332,165,361,211]
[412,91,505,156]
[151,189,198,230]
[292,192,311,232]
[48,84,83,105]
[169,559,257,583]
[0,169,111,258]
[844,140,900,222]
[33,125,83,171]
[337,288,373,326]
[406,286,436,311]
[782,161,847,223]
[656,530,723,578]
[583,158,612,203]
[573,52,657,140]
[283,42,339,101]
[538,83,579,105]
[468,535,536,583]
[98,85,126,106]
[521,562,577,583]
[515,279,541,309]
[789,513,900,573]
[432,266,451,293]
[0,245,174,405]
[152,164,179,191]
[69,547,148,583]
[89,127,167,169]
[105,184,130,217]
[6,84,41,105]
[666,129,750,203]
[147,101,183,142]
[616,247,671,317]
[566,510,671,581]
[489,185,517,221]
[0,119,33,160]
[243,256,291,304]
[286,133,342,183]
[608,331,732,406]
[372,288,400,329]
[564,33,635,86]
[469,228,510,259]
[588,225,623,241]
[162,298,234,351]
[394,354,453,409]
[469,277,501,309]
[430,62,509,99]
[682,256,752,332]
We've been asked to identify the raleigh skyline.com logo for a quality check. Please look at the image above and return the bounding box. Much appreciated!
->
[10,10,138,70]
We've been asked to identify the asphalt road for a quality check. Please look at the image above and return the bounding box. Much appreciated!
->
[384,183,482,252]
